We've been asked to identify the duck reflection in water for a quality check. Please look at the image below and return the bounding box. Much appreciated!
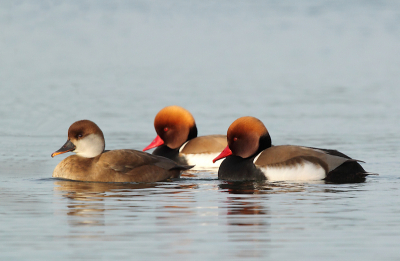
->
[54,180,198,228]
[219,181,306,195]
[219,181,273,227]
[54,180,159,227]
[218,182,306,227]
[218,181,275,258]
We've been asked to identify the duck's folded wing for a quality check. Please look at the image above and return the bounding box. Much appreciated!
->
[98,149,190,173]
[180,135,227,154]
[254,145,353,172]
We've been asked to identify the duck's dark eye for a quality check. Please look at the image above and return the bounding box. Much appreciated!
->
[77,134,83,138]
[164,127,169,132]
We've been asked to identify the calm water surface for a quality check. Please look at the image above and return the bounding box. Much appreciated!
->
[1,1,400,260]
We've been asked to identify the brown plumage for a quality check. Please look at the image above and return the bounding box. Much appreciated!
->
[52,120,191,182]
[180,135,227,154]
[253,145,350,173]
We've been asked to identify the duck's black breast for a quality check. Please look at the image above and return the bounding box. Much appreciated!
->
[152,145,188,165]
[218,155,266,181]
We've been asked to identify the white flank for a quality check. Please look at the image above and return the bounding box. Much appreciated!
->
[259,161,326,181]
[182,153,222,170]
[253,151,262,163]
[179,141,189,153]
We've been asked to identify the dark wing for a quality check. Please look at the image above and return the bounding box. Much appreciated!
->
[307,147,351,159]
[307,146,365,163]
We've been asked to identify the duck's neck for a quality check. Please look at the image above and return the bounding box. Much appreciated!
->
[153,145,188,165]
[255,134,272,155]
[187,124,198,141]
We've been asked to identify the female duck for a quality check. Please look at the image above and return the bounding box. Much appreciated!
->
[52,120,191,182]
[213,116,370,183]
[143,105,227,169]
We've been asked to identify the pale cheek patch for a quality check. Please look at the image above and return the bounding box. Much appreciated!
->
[259,161,326,181]
[74,134,104,158]
[182,153,222,170]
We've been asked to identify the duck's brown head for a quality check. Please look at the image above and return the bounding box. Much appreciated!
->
[213,116,271,162]
[143,105,198,151]
[51,120,105,158]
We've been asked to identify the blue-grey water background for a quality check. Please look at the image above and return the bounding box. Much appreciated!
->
[1,1,400,260]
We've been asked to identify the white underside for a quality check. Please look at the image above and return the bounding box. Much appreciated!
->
[182,153,221,170]
[259,161,326,181]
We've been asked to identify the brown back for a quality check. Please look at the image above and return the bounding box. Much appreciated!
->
[180,135,227,154]
[254,145,350,172]
[53,149,191,182]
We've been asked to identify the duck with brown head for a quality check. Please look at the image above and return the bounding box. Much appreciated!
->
[52,120,192,182]
[143,106,227,170]
[213,116,371,183]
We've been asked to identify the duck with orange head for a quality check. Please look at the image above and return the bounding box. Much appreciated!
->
[143,106,227,170]
[213,116,371,183]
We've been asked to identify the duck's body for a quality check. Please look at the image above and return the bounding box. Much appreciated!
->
[53,150,187,182]
[52,120,191,182]
[218,145,367,183]
[143,106,227,169]
[152,135,227,168]
[214,117,370,183]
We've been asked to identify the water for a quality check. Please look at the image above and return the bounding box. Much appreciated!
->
[1,1,400,260]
